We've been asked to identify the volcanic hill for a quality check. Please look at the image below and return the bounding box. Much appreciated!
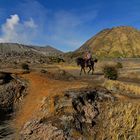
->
[76,26,140,58]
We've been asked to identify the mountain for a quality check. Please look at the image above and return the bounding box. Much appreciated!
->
[76,26,140,58]
[31,45,63,56]
[0,43,63,56]
[0,43,63,64]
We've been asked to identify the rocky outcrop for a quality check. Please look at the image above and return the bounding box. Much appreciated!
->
[0,72,27,139]
[0,72,27,113]
[19,87,116,139]
[19,85,140,139]
[20,120,66,140]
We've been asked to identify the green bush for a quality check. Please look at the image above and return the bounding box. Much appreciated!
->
[103,65,118,80]
[21,63,29,70]
[49,56,65,63]
[116,62,123,69]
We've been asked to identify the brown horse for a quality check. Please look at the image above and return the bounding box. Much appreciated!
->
[76,57,98,75]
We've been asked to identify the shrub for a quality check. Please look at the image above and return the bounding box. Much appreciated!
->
[49,56,65,63]
[0,72,12,84]
[116,62,123,69]
[40,69,47,73]
[21,63,29,71]
[103,65,118,80]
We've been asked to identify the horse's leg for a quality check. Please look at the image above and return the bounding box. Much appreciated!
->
[83,67,86,74]
[80,67,82,75]
[91,65,94,75]
[88,66,91,74]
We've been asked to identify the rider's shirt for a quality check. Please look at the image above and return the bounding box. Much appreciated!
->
[87,53,91,59]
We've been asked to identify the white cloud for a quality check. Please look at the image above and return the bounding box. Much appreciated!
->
[24,18,37,28]
[0,14,37,43]
[4,14,19,30]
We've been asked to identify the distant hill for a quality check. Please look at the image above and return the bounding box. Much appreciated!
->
[31,45,63,56]
[0,43,63,56]
[76,26,140,58]
[0,43,63,64]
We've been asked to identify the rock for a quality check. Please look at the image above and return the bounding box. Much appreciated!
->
[20,87,116,139]
[0,75,27,112]
[20,120,66,140]
[0,79,4,85]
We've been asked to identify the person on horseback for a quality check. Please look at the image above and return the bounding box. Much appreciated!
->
[84,50,92,67]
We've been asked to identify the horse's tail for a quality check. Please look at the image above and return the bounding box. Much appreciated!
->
[90,58,98,66]
[94,59,98,63]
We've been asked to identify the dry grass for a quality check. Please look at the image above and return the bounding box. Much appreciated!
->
[98,100,140,140]
[103,80,140,95]
[120,71,140,79]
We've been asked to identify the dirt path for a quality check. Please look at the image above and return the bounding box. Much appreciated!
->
[15,72,87,129]
[14,67,140,130]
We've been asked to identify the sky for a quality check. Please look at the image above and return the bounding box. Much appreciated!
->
[0,0,140,52]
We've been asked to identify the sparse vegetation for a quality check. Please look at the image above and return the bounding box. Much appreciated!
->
[40,69,47,73]
[104,80,140,95]
[116,62,123,69]
[99,100,140,139]
[103,65,118,80]
[0,72,12,84]
[49,56,65,63]
[21,63,29,71]
[76,26,140,58]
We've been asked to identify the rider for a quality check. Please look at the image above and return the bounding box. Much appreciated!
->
[84,50,92,66]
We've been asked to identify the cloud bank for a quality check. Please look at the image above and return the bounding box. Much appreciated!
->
[0,14,37,44]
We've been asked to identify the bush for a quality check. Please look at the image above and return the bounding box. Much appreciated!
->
[116,62,123,69]
[40,69,47,73]
[21,63,29,71]
[49,56,65,63]
[0,72,12,84]
[103,65,118,80]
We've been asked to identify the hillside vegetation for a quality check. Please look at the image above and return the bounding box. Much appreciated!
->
[76,26,140,58]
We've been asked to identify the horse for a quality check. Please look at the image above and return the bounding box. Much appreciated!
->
[76,57,98,75]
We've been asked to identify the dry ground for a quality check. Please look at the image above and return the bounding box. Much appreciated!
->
[1,59,140,139]
[13,59,140,127]
[14,72,88,129]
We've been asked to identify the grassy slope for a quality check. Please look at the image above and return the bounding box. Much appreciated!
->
[76,26,140,58]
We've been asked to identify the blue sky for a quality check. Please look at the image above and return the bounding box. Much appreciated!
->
[0,0,140,52]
